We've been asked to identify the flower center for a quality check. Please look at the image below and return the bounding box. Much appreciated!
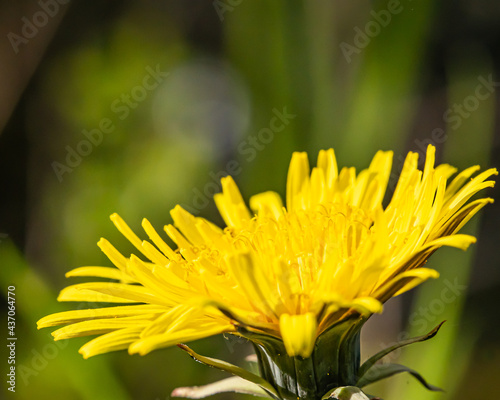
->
[227,203,374,303]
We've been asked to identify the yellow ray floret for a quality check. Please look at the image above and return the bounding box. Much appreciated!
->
[37,145,497,359]
[280,313,317,357]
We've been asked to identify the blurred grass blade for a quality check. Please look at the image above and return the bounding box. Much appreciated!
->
[322,386,371,400]
[340,0,437,165]
[171,376,271,399]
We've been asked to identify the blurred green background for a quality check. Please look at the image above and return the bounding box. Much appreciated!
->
[1,1,499,399]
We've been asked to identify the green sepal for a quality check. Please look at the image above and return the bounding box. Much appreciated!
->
[171,376,272,399]
[315,317,366,390]
[243,317,366,400]
[177,344,280,399]
[356,363,443,392]
[246,331,314,400]
[357,321,445,379]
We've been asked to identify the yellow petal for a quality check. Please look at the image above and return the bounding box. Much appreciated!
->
[141,218,178,260]
[141,240,169,266]
[350,297,384,315]
[318,293,383,320]
[225,252,276,318]
[52,315,157,340]
[374,268,440,301]
[249,191,284,220]
[422,144,436,181]
[439,198,494,236]
[37,305,168,329]
[171,205,206,246]
[57,282,169,306]
[140,304,203,338]
[423,234,477,252]
[79,327,143,359]
[97,238,129,273]
[164,224,197,260]
[361,150,393,210]
[110,213,143,252]
[57,286,140,304]
[443,165,480,201]
[214,176,251,228]
[127,255,190,302]
[389,151,419,207]
[195,298,279,334]
[195,219,231,252]
[129,323,234,356]
[443,168,497,217]
[392,269,440,297]
[279,312,317,358]
[317,148,338,189]
[65,266,134,283]
[286,152,310,211]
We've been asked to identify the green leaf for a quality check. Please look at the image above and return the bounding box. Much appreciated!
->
[356,363,443,392]
[171,376,272,399]
[357,321,445,378]
[177,344,280,400]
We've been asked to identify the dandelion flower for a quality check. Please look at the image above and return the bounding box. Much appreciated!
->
[38,145,496,399]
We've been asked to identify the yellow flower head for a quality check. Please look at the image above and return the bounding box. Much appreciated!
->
[37,145,496,359]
